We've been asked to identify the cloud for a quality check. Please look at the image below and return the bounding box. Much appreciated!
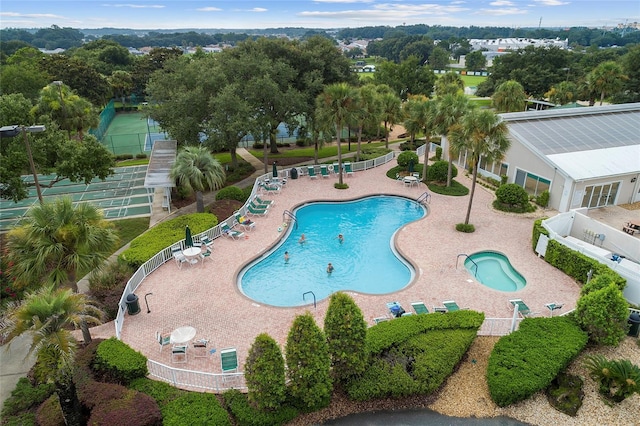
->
[490,0,515,5]
[534,0,569,5]
[0,12,66,19]
[477,7,529,16]
[300,2,469,22]
[314,0,375,3]
[250,8,268,13]
[106,4,165,9]
[196,7,223,12]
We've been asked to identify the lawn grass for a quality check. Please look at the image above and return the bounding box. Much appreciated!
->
[111,217,150,250]
[117,158,150,167]
[248,141,389,160]
[459,75,487,87]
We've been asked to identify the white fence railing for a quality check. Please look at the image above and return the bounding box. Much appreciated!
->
[147,359,246,392]
[477,317,523,336]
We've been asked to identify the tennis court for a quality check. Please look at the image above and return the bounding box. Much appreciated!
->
[0,165,152,232]
[101,112,167,156]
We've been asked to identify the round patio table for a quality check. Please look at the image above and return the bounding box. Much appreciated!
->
[170,326,196,344]
[182,247,201,257]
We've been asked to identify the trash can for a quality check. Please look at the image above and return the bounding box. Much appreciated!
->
[628,312,640,337]
[126,293,140,316]
[290,167,298,179]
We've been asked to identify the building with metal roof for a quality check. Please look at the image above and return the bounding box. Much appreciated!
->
[451,103,640,213]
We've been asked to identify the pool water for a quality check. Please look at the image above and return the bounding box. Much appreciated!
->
[464,251,526,292]
[239,196,425,307]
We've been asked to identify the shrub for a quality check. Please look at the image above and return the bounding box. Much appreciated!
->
[88,260,134,320]
[487,316,588,407]
[334,183,349,189]
[426,160,456,183]
[531,218,549,251]
[435,146,442,161]
[535,190,550,207]
[285,313,332,410]
[583,355,640,402]
[93,337,148,384]
[456,223,475,233]
[495,184,529,207]
[87,388,162,426]
[163,392,230,426]
[245,333,286,410]
[223,389,298,426]
[120,213,216,268]
[216,185,245,202]
[324,292,368,383]
[397,151,419,169]
[574,283,629,346]
[128,377,185,406]
[35,394,65,426]
[135,153,147,159]
[1,377,55,417]
[427,179,469,196]
[500,174,508,185]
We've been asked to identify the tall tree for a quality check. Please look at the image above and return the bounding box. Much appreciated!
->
[316,83,359,185]
[449,109,510,225]
[245,333,286,411]
[379,91,403,149]
[353,84,381,161]
[587,60,628,105]
[492,80,527,113]
[435,72,465,97]
[545,81,579,105]
[464,50,487,71]
[170,146,226,213]
[435,93,471,187]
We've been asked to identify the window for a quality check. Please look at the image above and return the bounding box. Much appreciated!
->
[581,182,620,208]
[515,169,550,196]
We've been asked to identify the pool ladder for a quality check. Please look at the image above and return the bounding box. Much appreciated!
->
[303,291,316,309]
[416,191,431,205]
[456,254,478,277]
[283,210,298,230]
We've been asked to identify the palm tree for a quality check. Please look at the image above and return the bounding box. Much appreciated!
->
[588,61,628,105]
[379,92,402,149]
[354,84,381,161]
[316,83,359,186]
[402,95,437,180]
[546,81,579,106]
[435,93,471,187]
[435,72,465,97]
[449,109,510,225]
[1,285,104,424]
[170,145,226,213]
[6,197,118,294]
[492,80,526,113]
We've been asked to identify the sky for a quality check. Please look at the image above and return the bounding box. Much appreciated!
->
[0,0,638,31]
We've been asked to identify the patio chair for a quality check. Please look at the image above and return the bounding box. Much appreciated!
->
[193,338,210,358]
[247,202,269,217]
[320,165,330,178]
[220,222,244,240]
[156,331,171,352]
[386,301,406,318]
[254,195,275,207]
[544,302,564,317]
[199,248,212,264]
[373,316,390,324]
[171,344,188,363]
[344,162,354,176]
[220,347,238,373]
[171,245,187,269]
[509,299,537,318]
[411,301,429,315]
[200,235,214,250]
[234,212,256,231]
[307,166,317,179]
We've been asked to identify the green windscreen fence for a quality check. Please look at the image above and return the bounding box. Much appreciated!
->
[89,99,116,141]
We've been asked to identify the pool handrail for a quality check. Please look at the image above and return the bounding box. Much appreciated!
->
[456,253,478,276]
[302,291,317,309]
[282,210,298,230]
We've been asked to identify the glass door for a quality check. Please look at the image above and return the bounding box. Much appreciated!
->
[581,182,619,208]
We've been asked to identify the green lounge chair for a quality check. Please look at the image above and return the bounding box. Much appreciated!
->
[247,202,269,216]
[411,301,429,314]
[344,162,354,176]
[221,347,238,373]
[307,166,317,179]
[443,300,468,312]
[509,299,537,317]
[386,301,406,318]
[254,196,275,207]
[220,222,244,240]
[234,212,256,231]
[320,165,329,178]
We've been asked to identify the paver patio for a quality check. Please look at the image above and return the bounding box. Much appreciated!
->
[119,161,581,375]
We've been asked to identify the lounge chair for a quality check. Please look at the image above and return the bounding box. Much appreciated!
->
[234,212,256,231]
[260,182,282,195]
[373,316,390,324]
[443,300,467,312]
[220,222,244,240]
[509,299,537,317]
[254,196,275,207]
[344,162,354,176]
[411,301,429,315]
[220,347,238,373]
[307,166,317,179]
[320,165,329,178]
[544,302,564,317]
[247,202,269,217]
[386,301,406,318]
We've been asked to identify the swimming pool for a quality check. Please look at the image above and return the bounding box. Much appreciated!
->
[238,195,426,307]
[464,251,526,292]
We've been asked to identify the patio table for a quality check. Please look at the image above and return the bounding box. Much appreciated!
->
[170,326,196,345]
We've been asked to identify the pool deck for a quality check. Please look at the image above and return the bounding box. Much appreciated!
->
[119,161,581,374]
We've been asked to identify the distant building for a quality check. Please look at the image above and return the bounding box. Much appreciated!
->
[468,37,569,66]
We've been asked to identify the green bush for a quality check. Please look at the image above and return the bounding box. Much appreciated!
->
[35,395,64,426]
[285,313,332,411]
[216,185,245,202]
[435,146,442,160]
[544,240,626,288]
[119,213,216,268]
[583,355,640,402]
[535,190,550,207]
[163,392,231,426]
[135,153,147,159]
[397,151,419,169]
[334,183,349,189]
[495,184,529,207]
[128,377,186,406]
[574,283,629,346]
[456,223,475,233]
[245,333,286,411]
[487,316,588,407]
[1,377,55,417]
[88,260,134,321]
[324,292,368,383]
[223,389,298,426]
[426,160,456,183]
[427,179,469,196]
[93,337,148,384]
[87,387,162,426]
[531,218,549,251]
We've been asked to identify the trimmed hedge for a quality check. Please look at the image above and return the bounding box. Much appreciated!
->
[487,316,588,407]
[223,389,299,426]
[119,213,216,268]
[87,388,162,426]
[531,217,549,251]
[93,337,148,385]
[163,392,231,426]
[216,185,245,202]
[35,394,64,426]
[544,239,626,289]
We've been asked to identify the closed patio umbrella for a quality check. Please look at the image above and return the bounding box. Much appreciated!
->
[185,225,193,248]
[272,161,278,178]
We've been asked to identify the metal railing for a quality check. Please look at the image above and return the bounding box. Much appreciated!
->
[147,359,246,392]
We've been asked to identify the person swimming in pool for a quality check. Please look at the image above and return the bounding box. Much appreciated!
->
[299,234,306,245]
[327,262,334,274]
[284,251,289,263]
[336,234,344,244]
